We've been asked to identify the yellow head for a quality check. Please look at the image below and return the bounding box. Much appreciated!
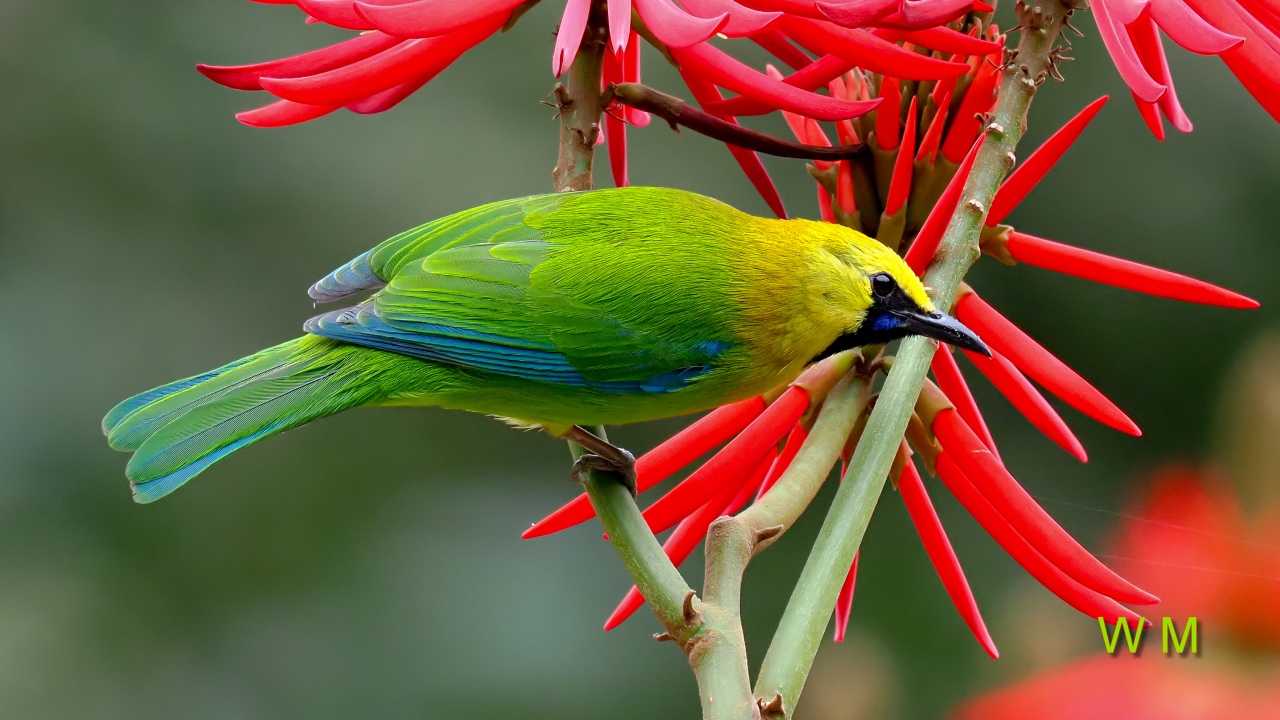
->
[795,220,989,361]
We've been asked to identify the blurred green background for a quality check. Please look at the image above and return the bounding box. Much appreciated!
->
[2,1,1277,718]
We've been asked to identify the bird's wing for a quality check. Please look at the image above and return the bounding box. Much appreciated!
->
[304,190,738,393]
[307,193,565,303]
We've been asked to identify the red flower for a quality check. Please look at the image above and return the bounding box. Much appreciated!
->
[198,0,998,215]
[1088,0,1279,136]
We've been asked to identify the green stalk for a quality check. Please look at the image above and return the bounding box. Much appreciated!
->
[753,3,1076,716]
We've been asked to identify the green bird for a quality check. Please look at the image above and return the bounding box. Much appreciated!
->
[104,187,987,503]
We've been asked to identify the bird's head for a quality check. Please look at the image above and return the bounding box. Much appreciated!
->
[811,227,990,360]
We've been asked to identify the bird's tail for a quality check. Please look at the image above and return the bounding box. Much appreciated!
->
[104,335,425,503]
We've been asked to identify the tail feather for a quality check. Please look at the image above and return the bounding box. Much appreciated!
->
[105,336,424,503]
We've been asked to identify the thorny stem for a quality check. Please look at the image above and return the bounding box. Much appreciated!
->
[753,2,1077,716]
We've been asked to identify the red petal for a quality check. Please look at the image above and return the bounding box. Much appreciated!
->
[733,0,826,16]
[261,18,501,105]
[346,71,432,113]
[604,55,630,187]
[930,347,1000,460]
[641,387,810,534]
[1183,0,1280,121]
[962,348,1089,462]
[900,0,982,28]
[1092,0,1167,102]
[903,136,983,275]
[875,76,901,150]
[757,424,809,499]
[236,99,340,127]
[815,0,898,28]
[633,0,729,47]
[751,28,815,69]
[197,31,402,91]
[296,0,373,30]
[818,183,837,222]
[608,0,633,53]
[622,35,651,126]
[1004,232,1260,308]
[914,90,951,163]
[899,461,998,657]
[987,96,1108,225]
[940,58,1000,163]
[1129,14,1193,133]
[682,0,783,36]
[932,410,1157,604]
[832,551,859,642]
[604,449,775,630]
[522,397,767,539]
[554,0,593,77]
[956,293,1140,436]
[354,0,526,38]
[673,42,880,121]
[776,16,970,81]
[1150,0,1244,54]
[935,452,1148,625]
[681,71,788,217]
[873,26,1003,56]
[703,55,856,116]
[836,160,857,213]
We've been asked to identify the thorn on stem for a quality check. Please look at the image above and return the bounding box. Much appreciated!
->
[756,525,784,545]
[683,590,700,624]
[654,632,675,643]
[758,693,785,717]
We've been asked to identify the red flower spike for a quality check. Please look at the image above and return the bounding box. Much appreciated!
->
[607,0,632,53]
[757,424,809,500]
[237,98,340,127]
[642,386,810,534]
[604,449,775,630]
[833,551,860,642]
[1003,231,1261,309]
[875,76,902,150]
[1092,0,1167,103]
[931,409,1158,604]
[961,348,1089,462]
[815,0,898,28]
[672,43,879,121]
[1149,0,1244,55]
[1182,0,1280,122]
[940,58,1001,163]
[632,0,728,48]
[873,26,1003,56]
[706,56,857,117]
[934,453,1148,626]
[553,0,593,77]
[836,161,857,214]
[987,96,1109,226]
[260,18,503,106]
[682,0,783,36]
[522,396,767,539]
[817,183,837,222]
[914,92,951,163]
[903,137,983,275]
[751,28,815,70]
[680,70,788,217]
[197,31,402,91]
[775,16,970,81]
[622,35,650,127]
[930,347,1000,461]
[899,461,999,657]
[352,0,527,39]
[956,292,1141,436]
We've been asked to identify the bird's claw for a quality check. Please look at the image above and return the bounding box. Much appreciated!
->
[570,450,637,498]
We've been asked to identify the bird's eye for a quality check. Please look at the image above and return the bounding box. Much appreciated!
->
[870,273,894,299]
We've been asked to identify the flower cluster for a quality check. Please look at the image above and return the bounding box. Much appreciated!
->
[523,52,1258,652]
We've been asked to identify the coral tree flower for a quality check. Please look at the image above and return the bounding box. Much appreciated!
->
[198,0,997,215]
[524,55,1258,653]
[952,466,1280,719]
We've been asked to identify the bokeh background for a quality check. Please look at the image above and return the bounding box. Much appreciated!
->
[2,1,1278,718]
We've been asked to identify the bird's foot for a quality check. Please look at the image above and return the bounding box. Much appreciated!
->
[565,425,637,498]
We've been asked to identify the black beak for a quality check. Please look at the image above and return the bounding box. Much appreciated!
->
[893,309,991,356]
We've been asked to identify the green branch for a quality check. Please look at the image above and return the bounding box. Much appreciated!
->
[753,2,1077,716]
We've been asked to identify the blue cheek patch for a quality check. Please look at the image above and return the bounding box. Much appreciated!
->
[871,313,901,333]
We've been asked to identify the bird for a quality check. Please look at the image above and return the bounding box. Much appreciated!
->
[103,186,988,503]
